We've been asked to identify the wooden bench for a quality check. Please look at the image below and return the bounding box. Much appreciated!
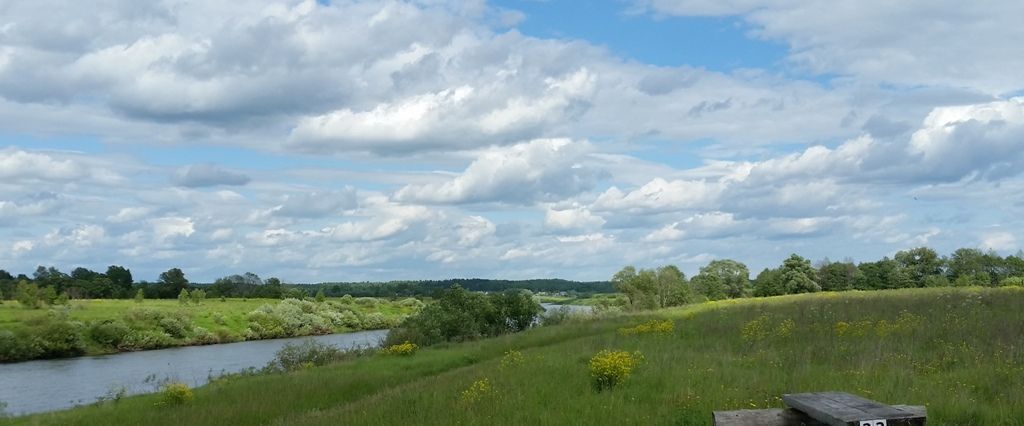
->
[713,392,926,426]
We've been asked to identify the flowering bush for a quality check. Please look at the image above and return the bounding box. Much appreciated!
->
[618,320,674,336]
[383,341,419,356]
[589,349,644,391]
[459,378,492,404]
[157,382,194,406]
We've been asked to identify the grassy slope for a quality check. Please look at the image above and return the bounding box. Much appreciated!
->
[9,287,1024,425]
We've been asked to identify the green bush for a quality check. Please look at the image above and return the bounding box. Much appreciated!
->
[33,320,86,358]
[120,330,174,351]
[263,340,346,372]
[385,286,541,347]
[158,315,192,339]
[0,330,41,362]
[88,320,131,348]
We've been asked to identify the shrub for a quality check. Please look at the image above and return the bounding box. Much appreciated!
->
[355,297,379,307]
[398,298,425,309]
[385,286,541,347]
[264,340,345,372]
[178,289,190,305]
[120,330,174,351]
[190,289,206,304]
[134,289,145,303]
[88,320,131,348]
[0,330,41,362]
[33,320,86,358]
[158,315,192,339]
[15,281,41,309]
[589,349,643,391]
[362,312,395,330]
[212,312,227,326]
[383,341,418,356]
[157,382,194,406]
[190,327,220,345]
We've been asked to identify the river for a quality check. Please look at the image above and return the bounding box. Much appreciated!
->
[0,303,591,417]
[0,330,387,416]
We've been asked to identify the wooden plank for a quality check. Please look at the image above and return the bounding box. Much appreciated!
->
[712,408,828,426]
[712,407,926,426]
[782,392,926,426]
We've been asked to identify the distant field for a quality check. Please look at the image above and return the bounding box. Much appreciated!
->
[13,287,1024,425]
[535,293,623,307]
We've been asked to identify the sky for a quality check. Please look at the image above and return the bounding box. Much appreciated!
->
[1,0,1023,283]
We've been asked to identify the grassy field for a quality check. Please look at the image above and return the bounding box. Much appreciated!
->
[0,297,418,360]
[535,293,623,307]
[8,287,1024,425]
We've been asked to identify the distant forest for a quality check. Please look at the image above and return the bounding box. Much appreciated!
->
[2,246,1022,305]
[0,265,611,303]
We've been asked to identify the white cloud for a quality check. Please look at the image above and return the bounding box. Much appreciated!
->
[981,231,1017,252]
[545,205,606,230]
[394,138,603,204]
[638,0,1024,93]
[151,217,195,241]
[173,164,251,188]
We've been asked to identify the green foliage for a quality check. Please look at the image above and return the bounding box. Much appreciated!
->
[693,259,750,299]
[817,261,859,291]
[178,289,190,305]
[263,340,348,373]
[315,289,326,303]
[781,254,820,294]
[190,289,206,304]
[384,286,541,347]
[1000,276,1024,287]
[15,281,42,309]
[87,320,131,348]
[613,265,692,310]
[134,289,145,303]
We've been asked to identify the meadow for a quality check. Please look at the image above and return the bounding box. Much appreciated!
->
[6,287,1024,425]
[0,297,418,361]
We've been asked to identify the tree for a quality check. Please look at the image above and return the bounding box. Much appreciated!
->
[70,267,100,281]
[817,260,859,291]
[105,265,134,296]
[856,258,912,290]
[160,268,190,296]
[190,289,206,304]
[894,247,944,287]
[315,288,326,303]
[178,289,190,305]
[655,265,691,306]
[947,248,988,282]
[780,254,820,294]
[692,259,749,299]
[752,268,785,297]
[612,266,658,310]
[16,281,41,309]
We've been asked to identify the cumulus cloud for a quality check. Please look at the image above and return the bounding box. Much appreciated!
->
[637,0,1024,93]
[394,138,603,204]
[172,164,251,188]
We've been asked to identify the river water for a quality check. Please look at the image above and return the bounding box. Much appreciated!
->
[0,330,387,416]
[0,303,591,417]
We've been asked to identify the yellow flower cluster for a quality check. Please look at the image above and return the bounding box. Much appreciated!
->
[618,319,674,336]
[459,378,492,404]
[156,382,194,407]
[500,350,524,368]
[589,349,644,391]
[742,315,797,343]
[835,311,924,338]
[383,341,419,356]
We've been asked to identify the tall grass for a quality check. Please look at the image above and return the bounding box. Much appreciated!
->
[9,287,1024,425]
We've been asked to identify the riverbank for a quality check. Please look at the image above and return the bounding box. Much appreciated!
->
[12,287,1023,425]
[0,297,419,363]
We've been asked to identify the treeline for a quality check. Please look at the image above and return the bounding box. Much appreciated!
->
[314,278,613,297]
[614,247,1024,310]
[0,265,611,306]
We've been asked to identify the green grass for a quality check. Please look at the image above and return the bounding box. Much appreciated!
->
[9,287,1024,425]
[535,293,622,306]
[0,297,415,358]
